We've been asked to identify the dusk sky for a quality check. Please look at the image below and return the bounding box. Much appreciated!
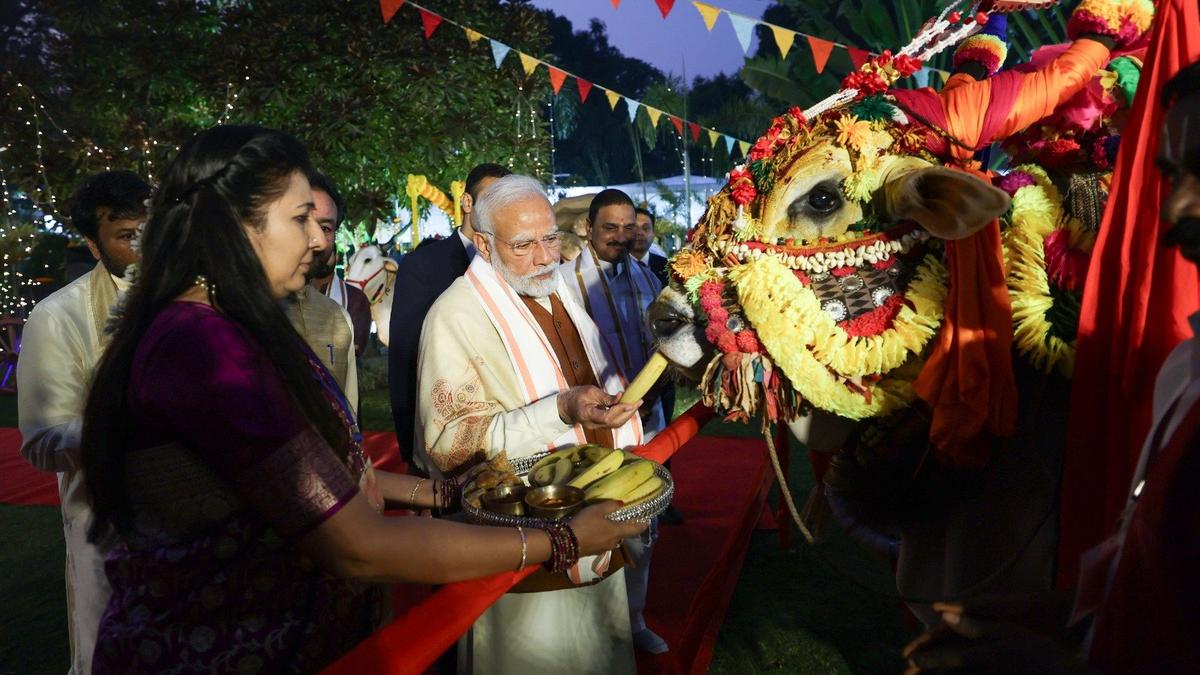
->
[527,0,772,80]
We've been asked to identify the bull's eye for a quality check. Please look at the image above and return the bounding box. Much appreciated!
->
[807,187,840,214]
[787,180,844,225]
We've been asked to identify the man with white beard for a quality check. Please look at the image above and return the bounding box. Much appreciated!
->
[414,175,643,674]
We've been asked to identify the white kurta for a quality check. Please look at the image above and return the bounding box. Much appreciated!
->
[415,270,636,675]
[17,264,123,675]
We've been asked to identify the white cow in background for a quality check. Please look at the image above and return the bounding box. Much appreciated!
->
[345,243,398,346]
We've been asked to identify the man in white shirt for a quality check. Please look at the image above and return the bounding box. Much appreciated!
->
[389,163,511,468]
[304,171,371,357]
[18,170,150,674]
[416,175,642,674]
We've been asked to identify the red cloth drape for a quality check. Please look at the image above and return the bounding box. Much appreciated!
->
[1057,0,1200,587]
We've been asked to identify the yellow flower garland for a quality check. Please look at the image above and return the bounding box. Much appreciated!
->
[729,251,948,419]
[1001,165,1095,376]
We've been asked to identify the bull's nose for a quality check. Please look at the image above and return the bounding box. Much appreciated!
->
[651,314,687,339]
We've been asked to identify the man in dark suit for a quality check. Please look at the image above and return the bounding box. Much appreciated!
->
[388,163,511,468]
[633,207,669,287]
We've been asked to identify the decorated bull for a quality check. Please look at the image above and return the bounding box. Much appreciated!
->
[647,0,1150,616]
[345,242,398,346]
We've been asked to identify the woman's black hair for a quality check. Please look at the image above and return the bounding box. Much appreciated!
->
[82,124,346,543]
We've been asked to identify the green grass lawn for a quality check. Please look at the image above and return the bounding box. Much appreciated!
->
[0,389,910,674]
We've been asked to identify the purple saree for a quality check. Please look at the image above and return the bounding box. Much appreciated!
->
[92,302,385,674]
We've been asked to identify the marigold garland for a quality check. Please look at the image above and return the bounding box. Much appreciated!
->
[1000,165,1095,376]
[727,252,948,418]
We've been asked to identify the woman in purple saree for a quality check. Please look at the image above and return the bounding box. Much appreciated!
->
[80,125,645,673]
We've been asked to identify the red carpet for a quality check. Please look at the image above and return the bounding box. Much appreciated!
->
[636,435,771,675]
[0,428,59,505]
[1,429,770,675]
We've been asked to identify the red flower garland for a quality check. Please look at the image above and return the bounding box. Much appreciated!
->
[728,166,757,206]
[698,280,762,354]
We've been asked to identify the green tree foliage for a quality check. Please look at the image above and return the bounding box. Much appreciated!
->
[1,0,552,228]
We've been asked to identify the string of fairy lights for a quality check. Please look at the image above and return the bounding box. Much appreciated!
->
[0,75,249,315]
[511,83,546,178]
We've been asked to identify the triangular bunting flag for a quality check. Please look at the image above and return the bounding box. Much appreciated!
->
[687,121,701,143]
[693,1,721,31]
[807,35,834,74]
[519,53,540,76]
[627,99,641,123]
[770,25,796,59]
[669,115,684,136]
[380,0,405,24]
[464,28,484,44]
[939,69,951,85]
[418,8,442,39]
[727,13,756,54]
[605,89,621,110]
[576,78,593,102]
[490,40,511,68]
[646,107,664,127]
[611,0,620,6]
[848,47,870,70]
[913,67,930,88]
[724,135,735,154]
[708,129,720,146]
[548,66,568,94]
[655,0,676,18]
[737,140,751,157]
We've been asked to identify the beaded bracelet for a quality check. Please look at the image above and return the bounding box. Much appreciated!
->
[408,478,426,507]
[435,476,461,511]
[542,521,581,573]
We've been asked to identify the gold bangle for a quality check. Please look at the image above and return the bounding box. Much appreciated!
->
[516,526,528,571]
[409,478,426,506]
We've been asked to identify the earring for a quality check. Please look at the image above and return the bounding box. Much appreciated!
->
[194,274,215,296]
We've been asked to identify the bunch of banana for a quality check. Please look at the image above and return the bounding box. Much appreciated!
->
[582,459,663,505]
[526,446,664,505]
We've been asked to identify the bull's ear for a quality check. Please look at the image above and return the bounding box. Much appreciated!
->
[886,166,1010,240]
[384,257,399,273]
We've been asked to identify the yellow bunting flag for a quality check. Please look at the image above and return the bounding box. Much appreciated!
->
[519,53,540,76]
[464,28,483,44]
[693,1,721,31]
[770,25,796,59]
[939,69,951,85]
[646,106,664,127]
[605,89,621,110]
[708,129,720,147]
[737,140,751,157]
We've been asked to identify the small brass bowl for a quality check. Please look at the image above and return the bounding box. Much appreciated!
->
[481,485,528,517]
[524,485,585,520]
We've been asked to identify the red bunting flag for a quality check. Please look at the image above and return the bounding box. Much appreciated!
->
[669,115,684,136]
[807,35,835,74]
[418,7,442,39]
[611,0,620,6]
[576,78,593,103]
[848,47,870,70]
[687,121,701,143]
[655,0,676,18]
[379,0,405,24]
[547,66,568,94]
